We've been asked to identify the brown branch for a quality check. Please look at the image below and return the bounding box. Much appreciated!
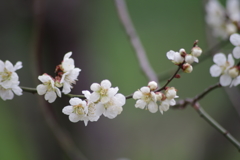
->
[172,83,240,151]
[193,103,240,152]
[114,0,158,82]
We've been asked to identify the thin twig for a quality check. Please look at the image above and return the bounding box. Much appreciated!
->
[192,83,221,104]
[21,86,85,99]
[172,83,240,151]
[157,65,182,92]
[114,0,158,82]
[193,103,240,152]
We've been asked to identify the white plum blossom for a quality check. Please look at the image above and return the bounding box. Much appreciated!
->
[182,63,193,73]
[62,97,89,125]
[210,53,235,86]
[60,52,81,94]
[82,90,101,123]
[205,0,239,39]
[90,79,119,104]
[166,50,184,65]
[0,60,23,100]
[226,0,240,22]
[95,93,126,119]
[159,87,178,114]
[230,33,240,59]
[133,86,158,113]
[36,74,61,103]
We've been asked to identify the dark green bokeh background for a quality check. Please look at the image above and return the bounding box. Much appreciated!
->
[0,0,240,159]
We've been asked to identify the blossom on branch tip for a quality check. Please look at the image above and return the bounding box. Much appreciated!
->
[0,60,22,100]
[36,74,61,103]
[58,52,81,94]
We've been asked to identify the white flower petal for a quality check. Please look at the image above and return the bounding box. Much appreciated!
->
[12,86,22,96]
[101,80,111,88]
[69,97,82,106]
[166,50,175,60]
[45,91,57,103]
[14,61,22,71]
[62,106,73,115]
[90,92,100,102]
[62,82,71,94]
[82,90,91,99]
[227,54,234,67]
[233,47,240,59]
[101,96,110,104]
[140,86,150,93]
[135,99,146,109]
[64,52,72,59]
[213,53,226,66]
[108,87,119,97]
[36,84,47,95]
[69,113,80,123]
[90,83,100,91]
[220,74,232,86]
[148,101,158,113]
[1,90,14,100]
[133,91,143,99]
[5,60,14,72]
[210,64,222,77]
[230,33,240,46]
[114,93,126,106]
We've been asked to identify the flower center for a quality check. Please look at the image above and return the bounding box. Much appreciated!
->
[73,104,85,115]
[100,88,108,96]
[0,69,12,82]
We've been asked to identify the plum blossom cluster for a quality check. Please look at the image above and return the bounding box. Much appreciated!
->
[0,60,22,100]
[205,0,240,39]
[166,44,202,73]
[133,81,178,114]
[36,52,81,103]
[210,33,240,86]
[62,79,126,126]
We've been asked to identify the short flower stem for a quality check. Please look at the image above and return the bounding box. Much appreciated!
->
[20,86,85,99]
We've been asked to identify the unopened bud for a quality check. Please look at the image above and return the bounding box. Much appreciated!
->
[148,81,158,90]
[191,46,202,57]
[179,48,186,57]
[155,92,163,101]
[165,87,177,99]
[228,67,239,78]
[175,74,181,78]
[182,63,193,73]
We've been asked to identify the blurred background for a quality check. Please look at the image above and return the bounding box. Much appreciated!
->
[0,0,240,159]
